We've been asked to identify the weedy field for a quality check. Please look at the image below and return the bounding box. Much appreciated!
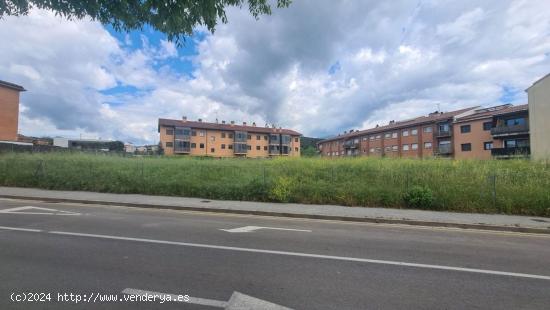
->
[1,152,549,216]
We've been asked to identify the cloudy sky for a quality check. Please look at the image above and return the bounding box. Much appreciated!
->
[1,0,549,144]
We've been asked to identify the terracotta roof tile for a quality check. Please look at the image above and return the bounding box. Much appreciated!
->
[158,119,301,136]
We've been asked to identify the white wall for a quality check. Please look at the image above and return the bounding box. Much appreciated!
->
[527,74,550,160]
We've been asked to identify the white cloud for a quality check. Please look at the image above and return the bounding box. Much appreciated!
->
[1,0,549,143]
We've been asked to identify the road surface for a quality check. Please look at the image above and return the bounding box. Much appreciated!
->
[1,198,549,309]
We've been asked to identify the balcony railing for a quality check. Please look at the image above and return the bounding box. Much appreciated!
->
[343,140,359,148]
[491,147,530,157]
[436,144,452,154]
[491,124,529,136]
[436,130,452,137]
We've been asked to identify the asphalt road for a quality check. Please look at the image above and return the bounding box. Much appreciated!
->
[1,198,549,309]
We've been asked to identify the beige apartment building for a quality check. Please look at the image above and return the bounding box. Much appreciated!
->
[0,80,25,141]
[527,73,550,160]
[158,118,301,157]
[453,104,529,159]
[318,104,530,160]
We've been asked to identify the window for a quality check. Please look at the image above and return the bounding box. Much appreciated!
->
[370,148,375,153]
[370,136,375,141]
[247,145,251,150]
[191,143,196,148]
[228,144,233,150]
[229,133,234,139]
[385,133,391,139]
[424,142,432,149]
[411,129,418,136]
[264,135,268,140]
[210,148,215,153]
[483,122,492,131]
[199,131,205,137]
[295,147,299,152]
[402,130,409,137]
[402,144,409,151]
[191,130,196,136]
[423,126,433,133]
[504,118,526,127]
[392,145,398,152]
[461,143,472,152]
[256,135,261,140]
[199,143,204,149]
[362,137,368,141]
[411,143,418,150]
[392,132,398,138]
[247,134,251,140]
[484,142,493,150]
[385,146,391,152]
[256,145,261,150]
[165,142,173,147]
[439,123,450,132]
[264,146,268,151]
[460,125,471,133]
[221,144,226,149]
[166,128,174,135]
[376,135,381,140]
[221,132,226,138]
[294,137,299,142]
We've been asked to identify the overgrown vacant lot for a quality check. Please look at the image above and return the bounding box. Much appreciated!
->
[1,153,549,216]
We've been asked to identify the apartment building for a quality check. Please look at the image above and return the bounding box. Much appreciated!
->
[317,107,475,159]
[453,104,529,159]
[318,104,530,160]
[0,80,25,141]
[158,117,301,157]
[527,73,550,160]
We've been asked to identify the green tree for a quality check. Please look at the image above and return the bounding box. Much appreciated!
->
[0,0,291,45]
[301,146,318,157]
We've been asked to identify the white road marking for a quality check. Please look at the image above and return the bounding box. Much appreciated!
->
[122,288,292,309]
[122,288,227,308]
[0,206,80,216]
[220,225,312,233]
[46,230,550,281]
[0,226,42,232]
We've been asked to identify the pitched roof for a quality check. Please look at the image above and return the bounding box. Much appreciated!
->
[319,107,477,144]
[158,118,301,136]
[0,80,25,91]
[454,104,514,122]
[492,104,528,116]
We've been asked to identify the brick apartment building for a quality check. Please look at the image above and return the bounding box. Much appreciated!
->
[0,80,25,141]
[317,104,530,160]
[158,117,301,157]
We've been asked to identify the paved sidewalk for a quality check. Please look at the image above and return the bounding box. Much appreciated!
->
[0,186,549,234]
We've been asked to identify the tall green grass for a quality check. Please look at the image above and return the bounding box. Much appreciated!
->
[0,152,549,216]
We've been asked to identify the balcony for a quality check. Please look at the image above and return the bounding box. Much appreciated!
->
[435,144,452,155]
[491,124,529,137]
[491,147,530,158]
[436,130,452,138]
[343,140,359,148]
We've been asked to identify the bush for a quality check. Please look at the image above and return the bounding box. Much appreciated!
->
[269,176,294,202]
[403,186,434,209]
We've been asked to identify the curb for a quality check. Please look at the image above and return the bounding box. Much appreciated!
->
[1,194,549,235]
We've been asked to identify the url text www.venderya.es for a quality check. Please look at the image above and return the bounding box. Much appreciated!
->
[10,292,190,304]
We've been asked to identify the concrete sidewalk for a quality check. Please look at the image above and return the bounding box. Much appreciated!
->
[1,186,549,234]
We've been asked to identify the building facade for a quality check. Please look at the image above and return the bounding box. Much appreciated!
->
[317,107,474,159]
[158,118,301,157]
[527,73,550,160]
[0,80,25,141]
[318,104,530,160]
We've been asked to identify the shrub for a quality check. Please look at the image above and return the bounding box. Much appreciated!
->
[269,176,294,202]
[403,186,434,209]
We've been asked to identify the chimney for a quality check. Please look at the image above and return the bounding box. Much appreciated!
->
[252,122,256,127]
[429,111,439,116]
[182,116,187,121]
[230,121,235,126]
[198,118,202,122]
[376,124,379,128]
[215,118,219,124]
[221,120,226,124]
[389,120,395,124]
[243,121,247,126]
[265,123,269,128]
[344,131,347,134]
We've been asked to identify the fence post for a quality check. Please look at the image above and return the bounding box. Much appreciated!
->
[490,173,497,212]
